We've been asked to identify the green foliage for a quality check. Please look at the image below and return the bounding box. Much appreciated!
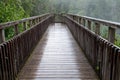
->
[0,0,52,40]
[31,0,50,16]
[0,0,26,22]
[0,0,26,40]
[21,0,34,16]
[1,0,120,46]
[100,26,108,39]
[0,0,34,40]
[115,34,120,47]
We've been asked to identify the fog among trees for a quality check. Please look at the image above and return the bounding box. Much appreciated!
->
[0,0,120,40]
[0,0,120,22]
[48,0,120,22]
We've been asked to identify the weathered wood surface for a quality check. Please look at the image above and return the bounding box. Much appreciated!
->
[63,15,120,80]
[0,13,51,43]
[0,15,54,80]
[17,23,99,80]
[67,14,120,29]
[67,14,116,43]
[0,14,50,29]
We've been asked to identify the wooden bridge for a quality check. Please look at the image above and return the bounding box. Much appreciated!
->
[0,14,120,80]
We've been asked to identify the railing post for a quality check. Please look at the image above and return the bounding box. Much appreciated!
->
[108,27,115,43]
[35,19,37,24]
[29,20,32,27]
[37,18,39,23]
[73,16,74,20]
[39,17,41,22]
[33,19,35,25]
[76,17,79,22]
[0,29,5,43]
[88,20,91,30]
[14,24,19,35]
[83,19,86,26]
[95,23,100,35]
[23,22,27,30]
[36,18,38,23]
[79,18,82,24]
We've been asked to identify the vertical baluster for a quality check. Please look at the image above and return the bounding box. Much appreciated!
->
[29,20,32,27]
[39,17,41,22]
[34,19,36,25]
[108,27,115,43]
[72,16,74,20]
[83,19,86,26]
[79,17,82,24]
[0,29,5,43]
[35,18,37,24]
[33,19,35,25]
[75,16,78,22]
[14,24,19,35]
[95,23,100,35]
[77,17,79,22]
[76,16,78,22]
[23,22,27,30]
[37,18,39,23]
[88,20,91,30]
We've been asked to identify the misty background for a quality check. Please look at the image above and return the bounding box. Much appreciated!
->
[33,0,120,22]
[0,0,120,44]
[32,0,120,46]
[0,0,120,22]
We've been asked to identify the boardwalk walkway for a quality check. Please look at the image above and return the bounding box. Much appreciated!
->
[18,23,99,80]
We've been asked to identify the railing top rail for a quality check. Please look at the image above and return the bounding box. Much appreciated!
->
[0,13,50,29]
[67,14,120,29]
[63,13,120,80]
[64,13,120,48]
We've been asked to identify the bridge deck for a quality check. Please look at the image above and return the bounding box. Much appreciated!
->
[17,23,99,80]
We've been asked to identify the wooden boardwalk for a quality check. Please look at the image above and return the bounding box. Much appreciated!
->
[18,23,99,80]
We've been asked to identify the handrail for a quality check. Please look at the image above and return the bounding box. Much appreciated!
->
[0,13,54,80]
[64,14,120,48]
[67,14,120,29]
[0,13,51,43]
[62,14,120,80]
[66,14,118,44]
[0,13,50,29]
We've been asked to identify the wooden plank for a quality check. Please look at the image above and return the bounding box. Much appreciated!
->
[0,47,3,80]
[63,14,120,80]
[18,23,99,80]
[1,45,8,80]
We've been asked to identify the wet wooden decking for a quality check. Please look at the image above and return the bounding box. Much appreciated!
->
[18,23,99,80]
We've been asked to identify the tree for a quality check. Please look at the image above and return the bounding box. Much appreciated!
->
[0,0,27,39]
[31,0,50,16]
